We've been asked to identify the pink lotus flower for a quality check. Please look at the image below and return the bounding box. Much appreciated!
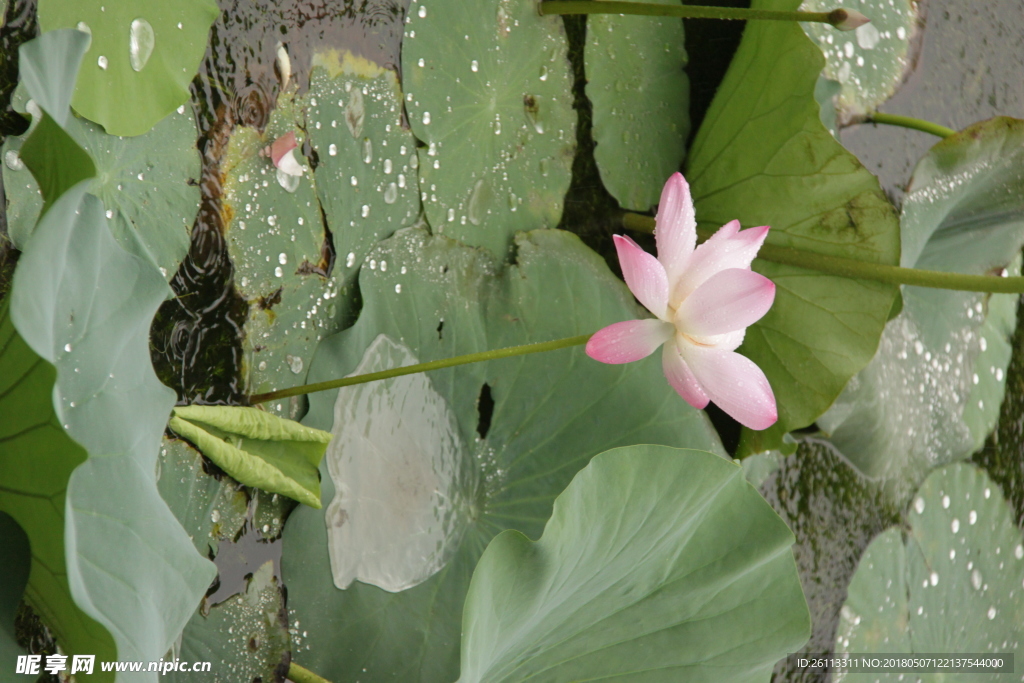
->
[586,173,778,430]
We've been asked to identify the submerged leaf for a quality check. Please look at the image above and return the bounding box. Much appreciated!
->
[169,405,332,509]
[686,0,901,454]
[459,445,809,683]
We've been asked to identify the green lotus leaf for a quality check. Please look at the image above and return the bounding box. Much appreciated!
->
[0,298,116,677]
[4,103,200,278]
[818,118,1024,489]
[585,0,688,211]
[0,512,30,672]
[39,0,219,136]
[10,179,216,677]
[402,0,576,257]
[169,405,332,509]
[221,85,339,420]
[685,0,901,454]
[801,0,919,120]
[836,463,1024,679]
[459,445,809,682]
[281,227,724,683]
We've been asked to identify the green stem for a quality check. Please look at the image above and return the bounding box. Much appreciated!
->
[621,212,1024,293]
[864,112,956,138]
[539,1,850,27]
[288,663,333,683]
[250,334,593,404]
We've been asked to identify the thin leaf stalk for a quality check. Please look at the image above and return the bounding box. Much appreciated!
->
[249,334,593,404]
[538,1,847,26]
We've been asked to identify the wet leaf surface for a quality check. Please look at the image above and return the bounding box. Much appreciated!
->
[39,0,218,136]
[402,0,576,258]
[836,463,1024,680]
[282,227,723,683]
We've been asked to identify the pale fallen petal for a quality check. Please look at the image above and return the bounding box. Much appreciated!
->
[681,345,778,430]
[614,235,670,319]
[662,341,709,409]
[675,268,775,337]
[269,130,298,166]
[276,148,305,177]
[655,172,697,284]
[586,319,674,364]
[673,222,769,302]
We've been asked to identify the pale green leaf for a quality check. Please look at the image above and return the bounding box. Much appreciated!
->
[459,445,809,683]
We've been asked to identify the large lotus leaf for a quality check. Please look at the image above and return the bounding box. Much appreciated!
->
[585,0,688,211]
[835,463,1024,680]
[281,227,724,683]
[10,182,215,675]
[801,0,919,119]
[168,405,332,509]
[3,103,200,278]
[0,298,116,675]
[685,0,901,454]
[458,445,809,682]
[818,118,1024,488]
[0,512,30,671]
[402,0,576,257]
[39,0,219,136]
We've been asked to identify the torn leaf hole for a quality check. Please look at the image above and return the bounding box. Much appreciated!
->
[476,383,494,440]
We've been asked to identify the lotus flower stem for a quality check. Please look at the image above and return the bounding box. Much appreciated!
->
[249,334,594,404]
[538,1,869,30]
[623,212,1024,293]
[288,663,332,683]
[863,112,956,138]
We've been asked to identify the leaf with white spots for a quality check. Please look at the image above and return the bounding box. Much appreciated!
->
[801,0,920,120]
[836,463,1024,681]
[402,0,576,258]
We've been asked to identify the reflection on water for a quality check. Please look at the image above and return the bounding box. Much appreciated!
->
[324,335,475,592]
